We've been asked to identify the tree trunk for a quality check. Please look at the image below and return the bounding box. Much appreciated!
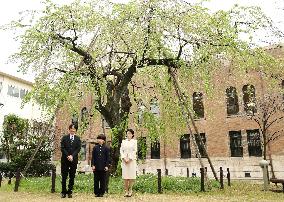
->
[109,129,124,175]
[263,131,267,160]
[110,143,120,174]
[101,86,132,175]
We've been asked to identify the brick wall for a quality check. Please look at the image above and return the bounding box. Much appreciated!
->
[53,45,284,178]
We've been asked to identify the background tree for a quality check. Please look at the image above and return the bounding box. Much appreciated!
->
[247,93,284,178]
[0,114,54,176]
[8,0,283,173]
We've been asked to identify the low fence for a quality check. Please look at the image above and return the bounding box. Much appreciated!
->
[0,166,234,193]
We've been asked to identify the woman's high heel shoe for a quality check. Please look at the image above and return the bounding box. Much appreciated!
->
[124,190,129,197]
[128,190,133,197]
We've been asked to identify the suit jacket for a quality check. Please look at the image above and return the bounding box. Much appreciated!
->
[61,134,81,164]
[91,144,111,171]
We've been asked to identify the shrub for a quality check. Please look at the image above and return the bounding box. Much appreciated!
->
[0,162,17,177]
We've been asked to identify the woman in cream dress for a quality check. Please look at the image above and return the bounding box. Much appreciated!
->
[120,129,137,197]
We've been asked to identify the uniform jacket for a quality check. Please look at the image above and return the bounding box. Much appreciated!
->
[91,144,111,171]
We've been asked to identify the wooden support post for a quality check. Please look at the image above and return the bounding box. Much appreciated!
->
[227,168,231,186]
[14,169,21,192]
[220,167,224,189]
[200,168,205,192]
[165,169,168,176]
[157,169,162,193]
[0,172,2,187]
[51,168,56,193]
[8,172,12,185]
[168,67,218,181]
[187,168,189,178]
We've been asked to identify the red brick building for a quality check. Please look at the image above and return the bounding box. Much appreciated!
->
[54,45,284,179]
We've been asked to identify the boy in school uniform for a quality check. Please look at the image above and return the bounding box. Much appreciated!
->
[91,134,111,197]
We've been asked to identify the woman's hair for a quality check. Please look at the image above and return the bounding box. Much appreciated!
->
[126,128,135,138]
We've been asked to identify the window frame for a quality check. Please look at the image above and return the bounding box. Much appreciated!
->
[150,97,159,117]
[180,134,191,158]
[193,92,204,119]
[247,129,262,157]
[226,86,239,116]
[229,131,243,157]
[242,84,257,114]
[81,107,89,123]
[194,133,206,158]
[150,140,160,159]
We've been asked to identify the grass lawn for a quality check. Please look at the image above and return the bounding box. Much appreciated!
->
[0,174,284,201]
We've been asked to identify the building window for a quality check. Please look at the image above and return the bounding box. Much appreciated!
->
[81,107,89,123]
[180,134,191,158]
[226,86,239,115]
[151,140,160,159]
[20,89,28,99]
[13,87,19,97]
[150,97,159,117]
[247,129,262,157]
[193,92,204,118]
[242,84,257,114]
[71,114,78,130]
[79,142,86,161]
[7,85,14,96]
[194,133,206,158]
[229,131,243,157]
[102,116,110,129]
[137,99,146,125]
[137,137,147,160]
[7,85,23,98]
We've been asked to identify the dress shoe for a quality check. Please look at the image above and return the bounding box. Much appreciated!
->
[61,193,66,198]
[68,193,72,198]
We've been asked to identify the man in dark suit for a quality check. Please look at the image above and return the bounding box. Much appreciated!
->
[91,134,111,197]
[60,124,81,198]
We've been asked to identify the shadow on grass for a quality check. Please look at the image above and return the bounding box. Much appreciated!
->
[270,189,284,193]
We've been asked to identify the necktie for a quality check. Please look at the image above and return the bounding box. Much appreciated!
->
[71,136,74,144]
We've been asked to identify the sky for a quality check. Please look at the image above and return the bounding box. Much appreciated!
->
[0,0,283,82]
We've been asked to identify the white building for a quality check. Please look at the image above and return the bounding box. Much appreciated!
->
[0,71,44,160]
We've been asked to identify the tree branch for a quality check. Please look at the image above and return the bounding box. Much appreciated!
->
[266,116,284,130]
[267,129,284,144]
[55,33,93,65]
